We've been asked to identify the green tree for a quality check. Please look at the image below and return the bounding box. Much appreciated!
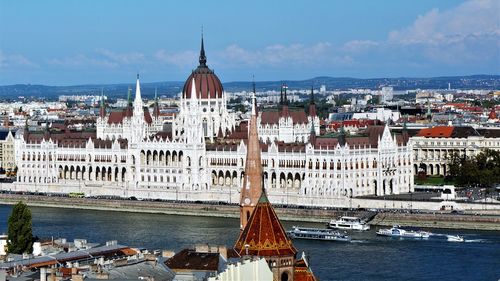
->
[7,201,33,254]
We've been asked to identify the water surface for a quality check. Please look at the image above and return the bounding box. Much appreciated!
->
[1,205,498,281]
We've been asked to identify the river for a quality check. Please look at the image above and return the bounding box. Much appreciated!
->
[1,205,499,281]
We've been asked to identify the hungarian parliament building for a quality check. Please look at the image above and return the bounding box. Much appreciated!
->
[12,39,414,207]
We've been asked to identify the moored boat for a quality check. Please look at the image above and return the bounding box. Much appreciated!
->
[328,216,370,231]
[376,225,430,238]
[287,226,351,242]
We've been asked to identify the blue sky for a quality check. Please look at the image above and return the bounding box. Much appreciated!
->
[0,0,499,85]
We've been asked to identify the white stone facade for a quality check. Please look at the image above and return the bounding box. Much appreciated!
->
[12,77,413,207]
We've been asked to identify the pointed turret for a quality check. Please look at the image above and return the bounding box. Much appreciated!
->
[153,88,160,117]
[338,125,346,147]
[199,32,207,67]
[125,86,133,117]
[134,74,142,106]
[309,118,317,146]
[309,85,317,117]
[127,86,132,107]
[402,115,409,144]
[282,83,289,117]
[279,82,284,105]
[99,89,106,118]
[239,90,263,231]
[133,74,144,119]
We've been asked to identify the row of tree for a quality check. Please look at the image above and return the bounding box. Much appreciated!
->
[447,149,500,187]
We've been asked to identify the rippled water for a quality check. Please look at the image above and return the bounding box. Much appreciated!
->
[1,205,499,281]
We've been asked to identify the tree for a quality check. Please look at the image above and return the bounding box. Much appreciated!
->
[7,201,33,254]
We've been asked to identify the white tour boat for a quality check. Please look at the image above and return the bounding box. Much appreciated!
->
[376,225,430,238]
[328,216,370,231]
[287,226,351,242]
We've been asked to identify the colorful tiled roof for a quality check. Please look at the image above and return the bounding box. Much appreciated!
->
[234,192,297,257]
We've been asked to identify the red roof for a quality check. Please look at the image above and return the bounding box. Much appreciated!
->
[260,109,309,125]
[416,126,454,138]
[107,107,152,124]
[234,192,297,257]
[294,258,318,281]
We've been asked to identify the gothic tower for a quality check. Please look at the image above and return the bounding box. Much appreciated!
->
[131,74,145,143]
[239,90,263,231]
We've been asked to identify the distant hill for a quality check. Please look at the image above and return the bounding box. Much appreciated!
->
[0,75,498,100]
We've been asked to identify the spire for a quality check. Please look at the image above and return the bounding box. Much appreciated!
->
[282,83,289,117]
[252,75,256,95]
[251,76,257,116]
[279,82,284,105]
[127,86,132,106]
[199,30,207,67]
[153,87,160,117]
[309,118,317,146]
[239,85,263,231]
[338,125,346,147]
[132,74,144,122]
[251,92,257,116]
[99,88,106,118]
[283,83,288,105]
[309,85,317,117]
[134,74,142,105]
[310,84,315,104]
[190,77,197,102]
[402,114,409,144]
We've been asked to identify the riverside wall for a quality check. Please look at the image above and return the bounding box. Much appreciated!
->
[1,193,499,230]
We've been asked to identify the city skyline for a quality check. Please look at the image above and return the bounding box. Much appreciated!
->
[0,0,499,85]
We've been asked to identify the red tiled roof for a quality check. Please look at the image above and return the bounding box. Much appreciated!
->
[107,107,152,124]
[164,248,220,272]
[294,258,318,281]
[416,126,454,138]
[182,69,224,99]
[260,108,309,125]
[234,192,297,257]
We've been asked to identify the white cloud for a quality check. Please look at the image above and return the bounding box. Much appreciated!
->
[0,50,38,68]
[341,40,379,53]
[95,49,145,65]
[339,0,500,66]
[154,49,197,68]
[218,42,345,67]
[388,0,499,46]
[46,54,118,68]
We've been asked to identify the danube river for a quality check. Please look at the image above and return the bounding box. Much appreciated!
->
[1,205,499,281]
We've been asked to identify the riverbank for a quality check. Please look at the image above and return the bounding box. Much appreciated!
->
[1,193,499,230]
[370,212,500,231]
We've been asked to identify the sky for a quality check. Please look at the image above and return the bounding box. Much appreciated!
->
[0,0,499,85]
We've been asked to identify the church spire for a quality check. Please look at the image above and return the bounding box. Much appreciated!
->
[239,88,263,231]
[199,30,207,67]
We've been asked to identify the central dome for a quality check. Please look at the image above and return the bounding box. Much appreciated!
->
[182,37,224,99]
